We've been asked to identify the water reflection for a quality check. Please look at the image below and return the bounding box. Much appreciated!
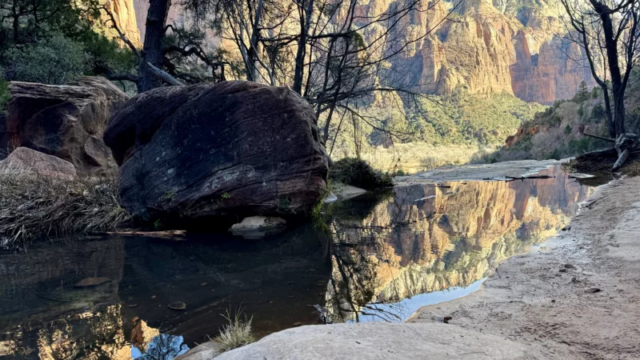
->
[325,166,594,322]
[0,165,597,359]
[0,228,329,359]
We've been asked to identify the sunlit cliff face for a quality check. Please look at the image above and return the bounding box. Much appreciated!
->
[123,0,591,104]
[325,166,595,322]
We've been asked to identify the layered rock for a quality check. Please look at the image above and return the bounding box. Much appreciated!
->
[104,81,329,221]
[131,0,591,104]
[379,0,593,103]
[511,32,595,103]
[99,0,142,47]
[5,77,128,177]
[0,147,77,180]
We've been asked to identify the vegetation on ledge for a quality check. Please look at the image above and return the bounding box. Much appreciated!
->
[0,174,130,248]
[329,158,394,190]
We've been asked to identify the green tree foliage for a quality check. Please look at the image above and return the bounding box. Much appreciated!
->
[0,0,135,85]
[413,91,546,146]
[4,33,87,84]
[573,81,590,103]
[0,72,9,113]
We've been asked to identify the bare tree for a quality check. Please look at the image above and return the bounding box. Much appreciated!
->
[186,0,459,147]
[101,3,227,92]
[561,0,640,169]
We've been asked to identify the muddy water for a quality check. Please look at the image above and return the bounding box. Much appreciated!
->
[0,165,597,359]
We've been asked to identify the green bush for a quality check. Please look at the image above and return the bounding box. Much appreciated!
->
[330,158,393,190]
[0,73,8,113]
[4,33,87,84]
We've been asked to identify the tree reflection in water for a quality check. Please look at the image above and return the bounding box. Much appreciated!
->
[133,334,189,360]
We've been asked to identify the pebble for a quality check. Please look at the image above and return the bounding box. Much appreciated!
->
[585,288,602,294]
[168,301,187,310]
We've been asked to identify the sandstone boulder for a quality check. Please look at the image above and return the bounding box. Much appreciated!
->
[0,113,8,159]
[5,76,128,177]
[0,147,77,180]
[104,81,329,221]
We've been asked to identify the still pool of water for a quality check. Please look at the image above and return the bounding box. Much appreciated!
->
[0,165,599,359]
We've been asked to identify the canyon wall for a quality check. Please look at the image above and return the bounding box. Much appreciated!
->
[99,0,142,47]
[379,0,595,104]
[125,0,592,104]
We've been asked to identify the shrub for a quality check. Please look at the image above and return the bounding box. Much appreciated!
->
[0,72,8,113]
[329,158,393,190]
[0,174,130,248]
[4,33,87,84]
[214,310,255,352]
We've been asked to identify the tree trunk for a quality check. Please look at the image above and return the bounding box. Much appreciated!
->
[601,86,615,138]
[292,0,314,94]
[595,2,626,137]
[137,0,171,92]
[246,0,264,82]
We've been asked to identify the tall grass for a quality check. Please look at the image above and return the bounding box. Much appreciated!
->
[0,174,130,248]
[213,310,255,352]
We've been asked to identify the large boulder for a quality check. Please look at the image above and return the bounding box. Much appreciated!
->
[0,113,7,159]
[5,76,128,176]
[0,147,77,180]
[179,323,546,360]
[104,81,329,221]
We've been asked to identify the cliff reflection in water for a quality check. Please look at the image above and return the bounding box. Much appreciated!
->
[325,166,595,322]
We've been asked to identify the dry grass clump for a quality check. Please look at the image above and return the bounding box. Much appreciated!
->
[622,159,640,177]
[213,310,255,352]
[0,173,130,248]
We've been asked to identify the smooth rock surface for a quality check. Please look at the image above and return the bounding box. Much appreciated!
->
[0,147,77,180]
[175,342,222,360]
[104,81,329,221]
[6,76,128,177]
[201,323,545,360]
[229,216,286,239]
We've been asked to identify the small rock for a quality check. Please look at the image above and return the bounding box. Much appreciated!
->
[443,316,453,324]
[168,301,187,310]
[564,264,577,269]
[151,295,157,299]
[128,303,138,308]
[559,269,567,273]
[200,282,207,286]
[561,225,572,231]
[551,300,556,303]
[229,216,287,239]
[585,288,602,294]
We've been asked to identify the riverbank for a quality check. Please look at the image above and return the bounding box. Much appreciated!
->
[186,162,640,359]
[409,175,640,359]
